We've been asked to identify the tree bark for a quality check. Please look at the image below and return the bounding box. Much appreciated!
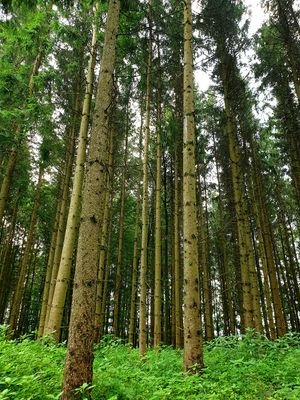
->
[61,0,120,397]
[182,0,204,373]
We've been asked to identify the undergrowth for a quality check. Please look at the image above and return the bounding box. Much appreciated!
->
[0,326,299,399]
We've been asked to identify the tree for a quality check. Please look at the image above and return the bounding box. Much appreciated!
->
[182,0,204,373]
[61,0,121,397]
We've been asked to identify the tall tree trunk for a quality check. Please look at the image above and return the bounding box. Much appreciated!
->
[46,12,98,340]
[173,147,182,348]
[153,48,162,348]
[182,0,204,372]
[128,117,143,346]
[139,1,152,357]
[61,0,120,397]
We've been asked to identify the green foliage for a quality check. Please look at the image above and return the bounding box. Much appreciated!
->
[0,331,299,399]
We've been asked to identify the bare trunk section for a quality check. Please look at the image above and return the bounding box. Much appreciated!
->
[182,0,204,373]
[45,10,98,341]
[61,1,120,397]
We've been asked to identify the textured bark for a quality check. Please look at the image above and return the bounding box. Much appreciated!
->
[113,122,129,337]
[61,0,120,397]
[46,11,98,341]
[8,167,44,337]
[139,2,152,357]
[182,0,204,373]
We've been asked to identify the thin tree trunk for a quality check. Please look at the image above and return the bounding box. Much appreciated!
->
[153,46,162,347]
[139,0,152,357]
[94,130,114,342]
[99,194,114,340]
[128,117,143,346]
[113,118,129,336]
[37,186,62,337]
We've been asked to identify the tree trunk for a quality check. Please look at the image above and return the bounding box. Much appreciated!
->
[153,49,162,348]
[94,130,114,342]
[61,0,120,397]
[113,119,129,337]
[128,117,143,346]
[182,0,204,373]
[139,1,152,357]
[45,10,98,341]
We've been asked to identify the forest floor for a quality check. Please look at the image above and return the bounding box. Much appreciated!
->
[0,327,299,399]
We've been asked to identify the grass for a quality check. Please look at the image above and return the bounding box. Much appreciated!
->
[0,326,299,399]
